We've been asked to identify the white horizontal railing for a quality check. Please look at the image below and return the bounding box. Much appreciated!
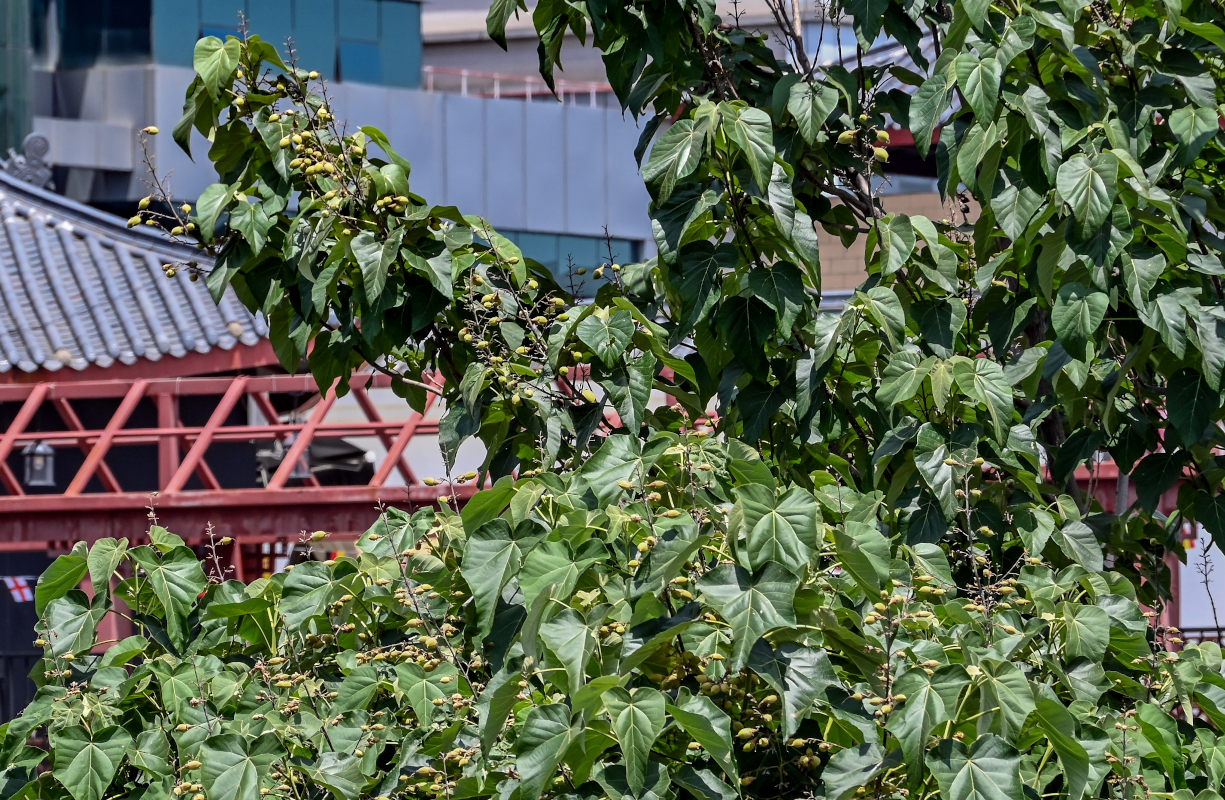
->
[422,66,613,107]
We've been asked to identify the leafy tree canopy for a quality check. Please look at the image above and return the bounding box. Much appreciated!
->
[8,1,1225,799]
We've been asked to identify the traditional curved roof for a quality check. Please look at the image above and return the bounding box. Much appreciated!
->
[0,168,267,375]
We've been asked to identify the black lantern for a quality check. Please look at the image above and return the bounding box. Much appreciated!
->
[22,441,55,487]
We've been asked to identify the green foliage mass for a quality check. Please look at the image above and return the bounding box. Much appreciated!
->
[8,0,1225,798]
[8,441,1225,800]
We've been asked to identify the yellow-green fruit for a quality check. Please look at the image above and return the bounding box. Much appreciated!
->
[581,389,598,403]
[142,126,159,135]
[127,215,142,228]
[873,147,889,162]
[876,130,891,145]
[837,130,856,145]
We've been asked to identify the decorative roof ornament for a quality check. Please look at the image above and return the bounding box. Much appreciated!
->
[3,133,54,190]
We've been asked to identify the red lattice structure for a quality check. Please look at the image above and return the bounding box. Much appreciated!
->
[0,371,474,552]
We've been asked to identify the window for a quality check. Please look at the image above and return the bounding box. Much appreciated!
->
[58,0,152,68]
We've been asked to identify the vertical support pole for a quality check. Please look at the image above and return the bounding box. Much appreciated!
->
[156,392,179,492]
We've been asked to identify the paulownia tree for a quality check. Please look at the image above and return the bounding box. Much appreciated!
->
[5,1,1225,800]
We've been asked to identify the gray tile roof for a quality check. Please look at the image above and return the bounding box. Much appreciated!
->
[0,169,267,375]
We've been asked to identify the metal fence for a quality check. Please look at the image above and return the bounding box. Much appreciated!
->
[1180,627,1225,646]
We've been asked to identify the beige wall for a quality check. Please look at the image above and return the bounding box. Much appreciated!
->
[817,192,964,293]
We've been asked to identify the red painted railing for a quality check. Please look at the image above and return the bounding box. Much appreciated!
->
[0,372,475,547]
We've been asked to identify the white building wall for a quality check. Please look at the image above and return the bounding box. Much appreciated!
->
[43,63,653,246]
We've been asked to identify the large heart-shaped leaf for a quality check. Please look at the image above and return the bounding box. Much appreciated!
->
[698,564,797,670]
[578,309,636,366]
[51,725,131,800]
[603,687,667,795]
[927,735,1023,800]
[1056,154,1117,233]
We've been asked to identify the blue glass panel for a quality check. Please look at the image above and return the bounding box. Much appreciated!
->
[201,0,246,29]
[153,0,198,66]
[246,0,292,53]
[338,0,378,42]
[201,25,240,40]
[338,40,381,84]
[291,0,335,77]
[378,0,420,88]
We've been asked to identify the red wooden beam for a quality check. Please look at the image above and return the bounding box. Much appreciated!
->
[65,380,148,496]
[53,397,123,493]
[0,484,478,548]
[155,393,180,490]
[351,383,419,486]
[0,382,49,495]
[267,384,339,490]
[370,392,438,488]
[163,377,248,493]
[0,341,282,385]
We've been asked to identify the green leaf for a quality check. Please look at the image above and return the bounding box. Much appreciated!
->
[734,484,816,574]
[352,228,405,304]
[788,81,839,143]
[128,545,207,650]
[279,561,340,629]
[673,766,739,800]
[1032,696,1091,800]
[990,176,1044,242]
[43,591,104,657]
[1059,602,1110,660]
[395,661,460,727]
[976,660,1036,739]
[952,357,1014,442]
[668,691,739,782]
[886,666,967,761]
[86,538,127,595]
[874,214,917,276]
[748,261,806,334]
[834,521,892,595]
[578,309,636,366]
[1137,704,1186,787]
[36,544,88,616]
[927,735,1023,800]
[1167,368,1218,446]
[128,730,171,777]
[516,703,574,800]
[199,734,277,800]
[294,753,364,800]
[461,519,522,638]
[910,74,951,158]
[1055,520,1104,571]
[878,348,936,407]
[486,0,525,48]
[540,608,593,695]
[602,687,667,795]
[193,37,241,99]
[1051,283,1109,361]
[50,725,131,800]
[721,103,776,190]
[825,743,889,800]
[478,660,524,756]
[642,118,709,202]
[698,564,798,670]
[1056,153,1117,234]
[1168,106,1220,162]
[954,54,1002,120]
[194,183,234,244]
[748,642,839,737]
[858,287,906,346]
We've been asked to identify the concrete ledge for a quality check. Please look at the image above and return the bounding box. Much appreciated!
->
[31,116,135,171]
